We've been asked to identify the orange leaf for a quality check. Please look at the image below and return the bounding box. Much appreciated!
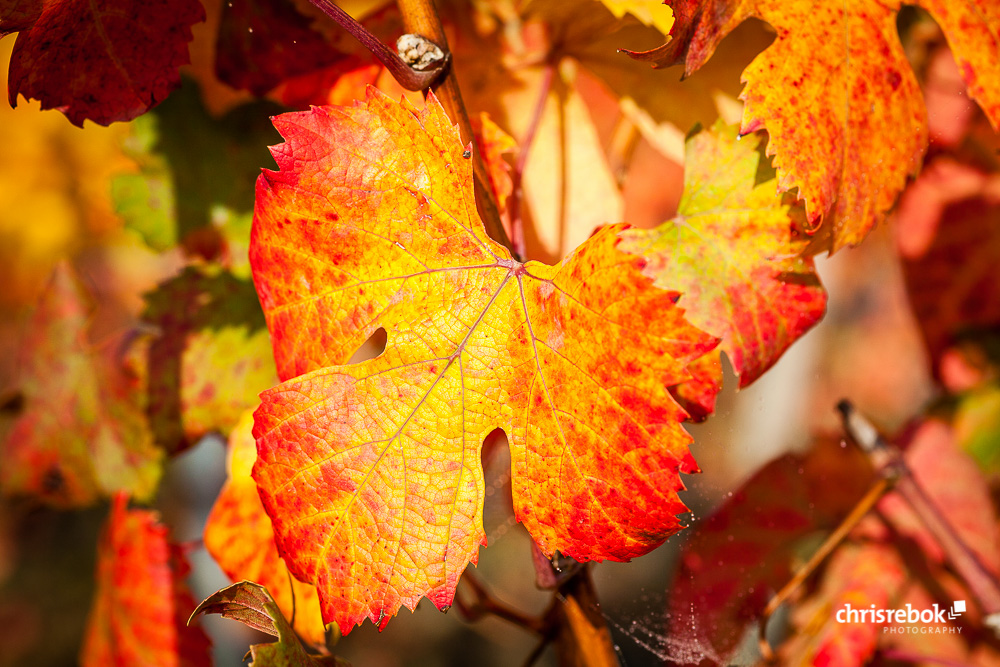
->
[0,264,162,507]
[80,493,211,667]
[249,88,717,632]
[204,411,325,645]
[619,122,826,417]
[626,0,1000,251]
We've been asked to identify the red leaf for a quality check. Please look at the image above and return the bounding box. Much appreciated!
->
[666,437,874,664]
[619,122,827,418]
[0,0,41,37]
[215,0,346,96]
[7,0,205,126]
[80,493,211,667]
[899,160,1000,375]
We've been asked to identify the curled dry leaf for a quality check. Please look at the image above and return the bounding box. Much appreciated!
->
[190,581,346,666]
[249,88,717,632]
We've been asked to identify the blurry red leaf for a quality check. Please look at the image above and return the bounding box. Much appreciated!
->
[779,542,905,666]
[215,0,346,96]
[7,0,205,126]
[666,437,873,665]
[877,419,1000,571]
[204,411,325,645]
[249,89,716,632]
[0,264,162,508]
[625,0,1000,251]
[80,493,211,667]
[0,0,40,37]
[899,161,1000,376]
[619,122,826,418]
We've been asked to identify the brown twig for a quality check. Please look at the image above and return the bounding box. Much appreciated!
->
[394,0,516,257]
[454,570,546,633]
[307,0,445,91]
[758,476,895,662]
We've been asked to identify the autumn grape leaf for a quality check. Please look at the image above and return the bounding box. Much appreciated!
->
[665,436,874,665]
[625,0,1000,251]
[192,581,348,667]
[80,493,211,666]
[0,264,162,507]
[138,267,277,454]
[618,121,826,417]
[0,0,40,37]
[204,411,325,645]
[249,88,717,632]
[6,0,205,126]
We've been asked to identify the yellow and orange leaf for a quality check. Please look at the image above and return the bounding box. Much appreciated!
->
[249,88,717,632]
[204,411,325,645]
[80,493,211,666]
[619,122,826,417]
[626,0,1000,251]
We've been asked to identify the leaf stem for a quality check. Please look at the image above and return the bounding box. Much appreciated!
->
[455,570,546,633]
[508,65,555,260]
[307,0,445,91]
[394,0,516,258]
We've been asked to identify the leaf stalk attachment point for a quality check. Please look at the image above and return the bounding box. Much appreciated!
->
[394,0,516,258]
[307,0,446,91]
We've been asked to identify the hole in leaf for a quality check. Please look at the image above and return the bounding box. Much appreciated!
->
[481,428,514,540]
[347,327,387,364]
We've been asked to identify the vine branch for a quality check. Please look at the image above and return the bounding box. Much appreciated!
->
[307,0,445,91]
